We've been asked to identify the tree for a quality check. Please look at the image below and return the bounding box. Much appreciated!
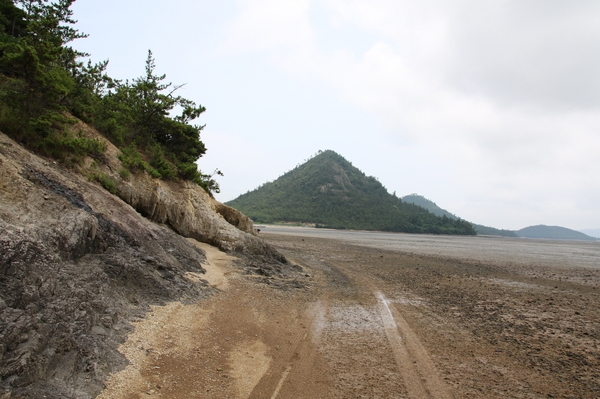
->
[0,0,108,149]
[93,50,210,188]
[0,1,220,193]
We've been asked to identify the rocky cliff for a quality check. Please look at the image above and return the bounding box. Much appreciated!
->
[0,127,293,399]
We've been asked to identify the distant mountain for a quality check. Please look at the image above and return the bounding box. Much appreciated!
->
[473,224,518,237]
[226,150,476,235]
[402,194,518,237]
[516,225,597,241]
[401,194,457,219]
[579,228,600,239]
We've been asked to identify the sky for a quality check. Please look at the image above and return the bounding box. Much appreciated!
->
[70,0,600,231]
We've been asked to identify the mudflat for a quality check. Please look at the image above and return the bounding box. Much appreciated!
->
[99,230,600,398]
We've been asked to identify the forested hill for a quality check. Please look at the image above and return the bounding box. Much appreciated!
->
[516,225,597,241]
[402,194,518,237]
[401,194,458,219]
[226,150,476,235]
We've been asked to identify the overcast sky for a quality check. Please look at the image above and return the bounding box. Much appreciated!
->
[71,0,600,231]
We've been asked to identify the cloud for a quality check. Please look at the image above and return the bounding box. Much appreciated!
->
[70,0,600,228]
[213,0,600,228]
[446,1,600,110]
[218,0,314,55]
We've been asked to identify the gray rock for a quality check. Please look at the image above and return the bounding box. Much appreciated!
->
[0,130,294,399]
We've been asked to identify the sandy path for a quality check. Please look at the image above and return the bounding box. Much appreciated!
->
[96,241,282,398]
[96,240,316,399]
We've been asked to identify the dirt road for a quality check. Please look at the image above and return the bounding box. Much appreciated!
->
[98,233,600,398]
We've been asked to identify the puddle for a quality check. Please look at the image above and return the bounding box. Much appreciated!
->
[326,304,383,333]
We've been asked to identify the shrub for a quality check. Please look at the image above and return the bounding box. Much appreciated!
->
[89,171,117,194]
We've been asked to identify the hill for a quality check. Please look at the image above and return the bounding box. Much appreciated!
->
[516,225,598,241]
[402,194,518,237]
[579,228,600,239]
[226,151,475,235]
[401,194,458,219]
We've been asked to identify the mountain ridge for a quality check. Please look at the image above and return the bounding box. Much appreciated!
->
[401,195,597,241]
[401,194,518,237]
[226,150,475,235]
[515,225,597,241]
[579,228,600,239]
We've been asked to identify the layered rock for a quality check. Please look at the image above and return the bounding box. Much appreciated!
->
[0,127,291,398]
[68,119,271,254]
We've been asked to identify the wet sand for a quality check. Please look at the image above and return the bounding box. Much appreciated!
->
[97,229,600,398]
[260,225,600,269]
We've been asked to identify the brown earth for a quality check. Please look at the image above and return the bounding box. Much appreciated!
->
[96,232,600,399]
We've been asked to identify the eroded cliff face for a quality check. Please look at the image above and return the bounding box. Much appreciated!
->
[0,128,292,399]
[67,120,264,253]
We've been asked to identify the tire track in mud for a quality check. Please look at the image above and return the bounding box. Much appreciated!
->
[247,300,330,399]
[260,238,453,398]
[246,250,331,398]
[377,292,453,399]
[263,232,600,399]
[338,261,453,399]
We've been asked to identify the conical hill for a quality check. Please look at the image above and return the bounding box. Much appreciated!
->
[226,150,475,235]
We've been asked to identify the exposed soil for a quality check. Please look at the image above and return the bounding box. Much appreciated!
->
[97,232,600,399]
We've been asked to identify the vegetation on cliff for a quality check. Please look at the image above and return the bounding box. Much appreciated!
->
[227,150,476,235]
[0,0,220,193]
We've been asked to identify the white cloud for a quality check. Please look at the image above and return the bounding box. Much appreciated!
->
[446,0,600,109]
[72,0,600,229]
[217,1,599,225]
[218,0,314,55]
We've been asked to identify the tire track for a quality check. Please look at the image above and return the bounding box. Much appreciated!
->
[260,239,453,398]
[377,291,453,399]
[247,300,329,399]
[340,262,453,399]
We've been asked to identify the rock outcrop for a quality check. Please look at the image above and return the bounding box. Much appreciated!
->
[68,119,275,255]
[0,126,292,398]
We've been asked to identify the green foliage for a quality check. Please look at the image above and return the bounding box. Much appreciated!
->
[472,224,518,237]
[118,167,131,180]
[91,50,212,189]
[1,0,77,112]
[0,0,110,161]
[118,143,159,177]
[227,151,477,235]
[402,194,518,237]
[150,143,177,180]
[196,168,223,194]
[88,170,117,194]
[0,1,220,193]
[38,131,106,164]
